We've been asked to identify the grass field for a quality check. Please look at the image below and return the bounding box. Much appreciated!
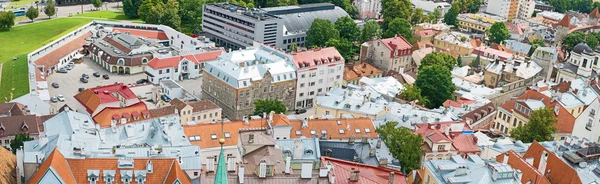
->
[75,10,141,22]
[0,18,92,102]
[7,0,36,6]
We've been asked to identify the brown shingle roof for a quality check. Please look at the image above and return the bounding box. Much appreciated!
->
[0,102,25,116]
[559,14,571,27]
[343,62,382,81]
[188,100,221,113]
[0,115,43,137]
[34,32,92,69]
[591,7,600,18]
[148,106,178,118]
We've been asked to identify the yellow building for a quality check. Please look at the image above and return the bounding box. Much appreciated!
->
[433,32,474,57]
[457,13,507,33]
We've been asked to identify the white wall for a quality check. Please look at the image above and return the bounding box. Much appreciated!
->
[572,99,600,142]
[486,0,511,18]
[295,63,344,109]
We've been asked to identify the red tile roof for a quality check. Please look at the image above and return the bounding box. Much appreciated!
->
[559,14,571,27]
[495,150,550,184]
[443,99,476,108]
[380,36,412,58]
[290,118,378,139]
[591,7,600,19]
[414,121,479,154]
[93,102,149,128]
[34,32,92,69]
[292,47,343,68]
[343,62,383,81]
[74,83,139,113]
[112,28,169,40]
[147,49,224,69]
[415,29,440,38]
[321,157,407,184]
[28,148,77,184]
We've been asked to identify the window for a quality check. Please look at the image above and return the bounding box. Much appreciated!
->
[299,93,304,97]
[211,134,218,139]
[591,109,596,117]
[339,129,345,134]
[587,119,593,131]
[513,119,517,127]
[310,130,316,135]
[224,132,231,138]
[166,69,170,73]
[355,129,361,133]
[310,72,316,77]
[309,91,315,95]
[300,83,305,88]
[192,117,195,121]
[318,79,323,84]
[309,82,315,86]
[320,70,324,75]
[159,70,163,74]
[365,128,371,133]
[318,88,323,93]
[301,74,306,78]
[204,114,207,119]
[437,145,445,150]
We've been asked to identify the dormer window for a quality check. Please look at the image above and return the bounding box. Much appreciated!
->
[305,148,314,155]
[355,129,361,133]
[103,170,115,184]
[135,170,147,184]
[211,134,217,139]
[87,170,99,184]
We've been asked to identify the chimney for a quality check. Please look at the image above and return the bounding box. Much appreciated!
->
[349,135,355,144]
[268,111,274,124]
[329,174,336,184]
[285,156,291,174]
[349,168,359,181]
[455,166,468,176]
[527,61,531,67]
[379,158,388,166]
[258,160,267,178]
[238,162,245,184]
[369,148,376,157]
[243,116,249,125]
[301,161,313,178]
[444,126,450,136]
[388,172,395,184]
[361,136,368,143]
[319,167,329,177]
[376,139,382,148]
[302,118,309,128]
[538,151,549,174]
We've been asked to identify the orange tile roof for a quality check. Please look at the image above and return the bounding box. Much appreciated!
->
[443,99,476,108]
[591,7,600,18]
[164,161,191,184]
[559,14,571,27]
[34,32,92,69]
[183,119,267,148]
[495,150,550,184]
[415,121,479,154]
[343,62,383,81]
[415,29,440,37]
[67,158,190,184]
[93,102,149,128]
[112,28,169,40]
[289,118,378,139]
[292,47,343,68]
[28,148,76,184]
[524,141,581,184]
[147,50,223,69]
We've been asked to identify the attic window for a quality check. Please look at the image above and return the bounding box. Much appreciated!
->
[295,131,301,135]
[339,129,345,134]
[355,129,361,133]
[321,130,327,135]
[336,120,341,125]
[310,130,316,135]
[224,132,231,138]
[189,136,201,141]
[365,128,371,133]
[211,134,217,140]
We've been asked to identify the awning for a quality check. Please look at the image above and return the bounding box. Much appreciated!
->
[144,71,155,77]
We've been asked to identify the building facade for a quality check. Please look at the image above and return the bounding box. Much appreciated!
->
[291,47,345,109]
[145,49,224,84]
[555,43,599,83]
[457,13,507,33]
[360,35,414,73]
[354,0,381,19]
[170,98,222,124]
[342,62,383,87]
[433,32,475,57]
[202,45,297,120]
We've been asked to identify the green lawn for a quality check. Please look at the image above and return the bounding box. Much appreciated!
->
[75,10,141,22]
[7,0,36,6]
[0,18,93,102]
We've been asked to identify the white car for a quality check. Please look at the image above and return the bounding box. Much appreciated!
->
[57,95,65,102]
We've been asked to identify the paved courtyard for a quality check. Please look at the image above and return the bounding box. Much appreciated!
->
[47,57,145,109]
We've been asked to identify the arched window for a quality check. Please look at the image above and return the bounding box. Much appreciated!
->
[304,148,313,155]
[142,58,148,64]
[117,59,125,66]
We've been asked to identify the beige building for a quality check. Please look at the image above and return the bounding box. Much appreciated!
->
[433,32,474,57]
[457,13,507,33]
[342,62,383,87]
[170,98,222,124]
[202,45,297,120]
[360,35,414,73]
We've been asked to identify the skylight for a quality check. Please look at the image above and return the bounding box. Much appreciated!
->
[365,128,371,133]
[224,132,231,138]
[210,134,217,140]
[339,129,345,134]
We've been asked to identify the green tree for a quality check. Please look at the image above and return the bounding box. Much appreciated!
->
[0,11,15,30]
[429,8,442,23]
[123,0,136,17]
[326,38,354,62]
[419,52,457,70]
[587,34,599,50]
[253,99,287,117]
[290,43,298,52]
[457,55,463,67]
[467,0,481,13]
[360,20,381,43]
[138,0,158,22]
[443,6,459,26]
[335,16,360,42]
[376,122,425,173]
[161,0,181,30]
[399,84,429,105]
[179,0,204,33]
[548,0,569,13]
[487,22,510,44]
[381,0,413,30]
[25,7,39,22]
[510,108,557,143]
[92,0,102,9]
[528,38,546,57]
[469,54,481,68]
[44,0,56,19]
[416,65,455,108]
[563,32,586,51]
[383,18,412,40]
[10,134,33,154]
[306,18,339,47]
[410,8,424,25]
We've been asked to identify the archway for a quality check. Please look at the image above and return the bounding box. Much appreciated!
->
[119,67,124,74]
[111,66,118,73]
[125,67,131,74]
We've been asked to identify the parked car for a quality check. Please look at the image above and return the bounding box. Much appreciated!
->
[161,95,171,102]
[136,79,149,84]
[57,95,65,102]
[93,72,101,77]
[103,74,110,79]
[78,87,85,92]
[80,77,88,83]
[82,74,89,79]
[69,62,75,65]
[65,65,72,70]
[50,96,59,103]
[295,109,307,114]
[51,82,59,88]
[57,69,68,73]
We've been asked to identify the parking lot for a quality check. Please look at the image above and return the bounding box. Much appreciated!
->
[47,57,146,108]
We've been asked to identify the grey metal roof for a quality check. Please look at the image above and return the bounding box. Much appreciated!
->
[274,6,349,33]
[275,138,321,162]
[318,139,399,168]
[423,155,520,184]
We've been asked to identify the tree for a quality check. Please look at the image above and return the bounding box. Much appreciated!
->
[10,134,33,154]
[468,0,481,13]
[25,7,39,22]
[428,8,442,23]
[443,6,459,26]
[381,0,413,30]
[326,38,354,62]
[419,52,457,70]
[253,99,287,117]
[587,34,599,50]
[410,8,424,25]
[416,65,455,108]
[487,22,510,44]
[528,38,545,57]
[92,0,102,9]
[398,84,429,105]
[179,0,205,33]
[123,0,137,17]
[290,43,298,52]
[510,108,557,143]
[383,18,412,40]
[0,11,15,30]
[44,0,56,19]
[161,0,181,30]
[376,122,424,173]
[335,16,360,42]
[360,20,381,43]
[306,18,339,47]
[138,0,159,22]
[457,55,463,67]
[563,32,586,51]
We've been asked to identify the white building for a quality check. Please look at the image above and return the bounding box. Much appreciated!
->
[517,0,536,20]
[160,79,184,99]
[486,0,535,19]
[410,0,451,15]
[556,43,598,83]
[572,97,600,144]
[145,49,224,84]
[291,47,345,109]
[354,0,381,19]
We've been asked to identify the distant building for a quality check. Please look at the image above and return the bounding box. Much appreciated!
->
[169,98,222,124]
[74,83,149,127]
[145,48,224,84]
[483,57,542,88]
[354,0,381,19]
[343,62,383,87]
[360,35,414,73]
[414,121,480,160]
[201,44,297,120]
[415,155,521,184]
[555,43,599,83]
[457,13,507,33]
[433,32,474,57]
[410,0,451,15]
[202,3,349,51]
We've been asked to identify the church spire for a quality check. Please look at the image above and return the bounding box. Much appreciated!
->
[214,120,228,184]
